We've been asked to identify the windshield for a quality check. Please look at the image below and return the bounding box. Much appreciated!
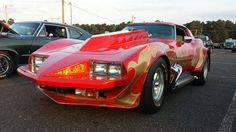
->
[10,23,40,36]
[123,25,175,40]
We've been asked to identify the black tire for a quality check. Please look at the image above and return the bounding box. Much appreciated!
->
[137,58,168,114]
[0,52,14,79]
[193,56,209,85]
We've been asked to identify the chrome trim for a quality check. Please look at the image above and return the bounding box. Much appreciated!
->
[66,27,70,38]
[33,23,44,37]
[171,63,183,83]
[21,54,31,57]
[36,23,45,37]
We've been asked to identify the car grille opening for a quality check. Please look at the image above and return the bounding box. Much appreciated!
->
[40,86,106,98]
[44,86,75,94]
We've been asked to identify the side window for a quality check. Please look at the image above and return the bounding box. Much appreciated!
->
[44,25,67,38]
[38,26,47,37]
[176,27,188,44]
[68,28,82,39]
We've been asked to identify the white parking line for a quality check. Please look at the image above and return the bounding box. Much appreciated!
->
[212,52,228,55]
[212,62,236,65]
[210,74,236,79]
[218,92,236,132]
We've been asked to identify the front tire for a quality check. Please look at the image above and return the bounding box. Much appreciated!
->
[193,56,209,85]
[0,52,14,79]
[138,58,168,114]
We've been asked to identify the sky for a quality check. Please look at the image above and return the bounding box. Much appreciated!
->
[0,0,235,25]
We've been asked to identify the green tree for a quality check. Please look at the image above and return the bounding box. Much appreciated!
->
[185,20,204,35]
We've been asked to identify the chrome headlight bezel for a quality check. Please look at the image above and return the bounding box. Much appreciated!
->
[91,61,122,76]
[31,56,47,73]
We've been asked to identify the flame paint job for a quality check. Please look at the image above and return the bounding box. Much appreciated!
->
[18,23,208,108]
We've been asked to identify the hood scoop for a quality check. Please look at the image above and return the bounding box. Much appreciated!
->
[80,30,149,51]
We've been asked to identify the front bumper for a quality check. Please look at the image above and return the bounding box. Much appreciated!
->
[17,65,141,108]
[17,65,130,89]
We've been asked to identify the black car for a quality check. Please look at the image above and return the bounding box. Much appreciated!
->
[0,21,92,78]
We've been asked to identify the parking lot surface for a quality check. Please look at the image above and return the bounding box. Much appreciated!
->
[0,49,236,132]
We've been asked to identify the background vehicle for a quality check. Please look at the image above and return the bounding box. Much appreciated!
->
[18,22,210,114]
[0,21,92,78]
[224,38,236,50]
[230,41,236,52]
[195,35,213,52]
[213,43,221,48]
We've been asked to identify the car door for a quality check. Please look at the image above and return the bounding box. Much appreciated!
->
[31,24,68,53]
[175,26,194,72]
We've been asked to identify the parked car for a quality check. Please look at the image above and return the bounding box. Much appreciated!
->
[224,38,236,49]
[219,42,225,48]
[231,42,236,52]
[213,43,221,48]
[224,42,234,49]
[195,35,214,53]
[18,22,210,114]
[0,21,92,78]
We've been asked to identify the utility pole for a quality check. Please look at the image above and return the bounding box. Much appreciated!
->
[69,2,72,25]
[4,5,13,23]
[61,0,65,23]
[4,5,8,22]
[131,15,136,23]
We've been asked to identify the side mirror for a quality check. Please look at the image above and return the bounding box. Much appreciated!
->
[184,36,192,43]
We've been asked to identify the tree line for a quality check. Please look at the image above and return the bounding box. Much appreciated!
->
[75,20,236,43]
[74,22,129,35]
[185,20,236,43]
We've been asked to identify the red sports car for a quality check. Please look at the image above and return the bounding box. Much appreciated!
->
[18,22,210,114]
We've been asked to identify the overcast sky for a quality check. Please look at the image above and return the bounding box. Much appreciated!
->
[0,0,235,24]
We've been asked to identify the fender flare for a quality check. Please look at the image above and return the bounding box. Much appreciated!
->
[0,48,20,64]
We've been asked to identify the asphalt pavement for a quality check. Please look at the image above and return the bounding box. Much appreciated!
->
[0,49,236,132]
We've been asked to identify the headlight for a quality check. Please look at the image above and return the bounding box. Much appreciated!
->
[93,63,108,75]
[31,56,47,73]
[108,64,121,75]
[92,62,121,76]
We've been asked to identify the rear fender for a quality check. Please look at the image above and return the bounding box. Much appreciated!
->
[0,48,19,65]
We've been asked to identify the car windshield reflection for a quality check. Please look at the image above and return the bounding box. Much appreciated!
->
[10,22,40,36]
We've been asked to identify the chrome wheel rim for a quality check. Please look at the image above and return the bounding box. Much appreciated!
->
[0,55,10,75]
[152,68,164,106]
[203,59,208,79]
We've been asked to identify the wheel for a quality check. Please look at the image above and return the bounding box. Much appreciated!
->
[137,58,168,114]
[0,52,14,79]
[193,56,209,85]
